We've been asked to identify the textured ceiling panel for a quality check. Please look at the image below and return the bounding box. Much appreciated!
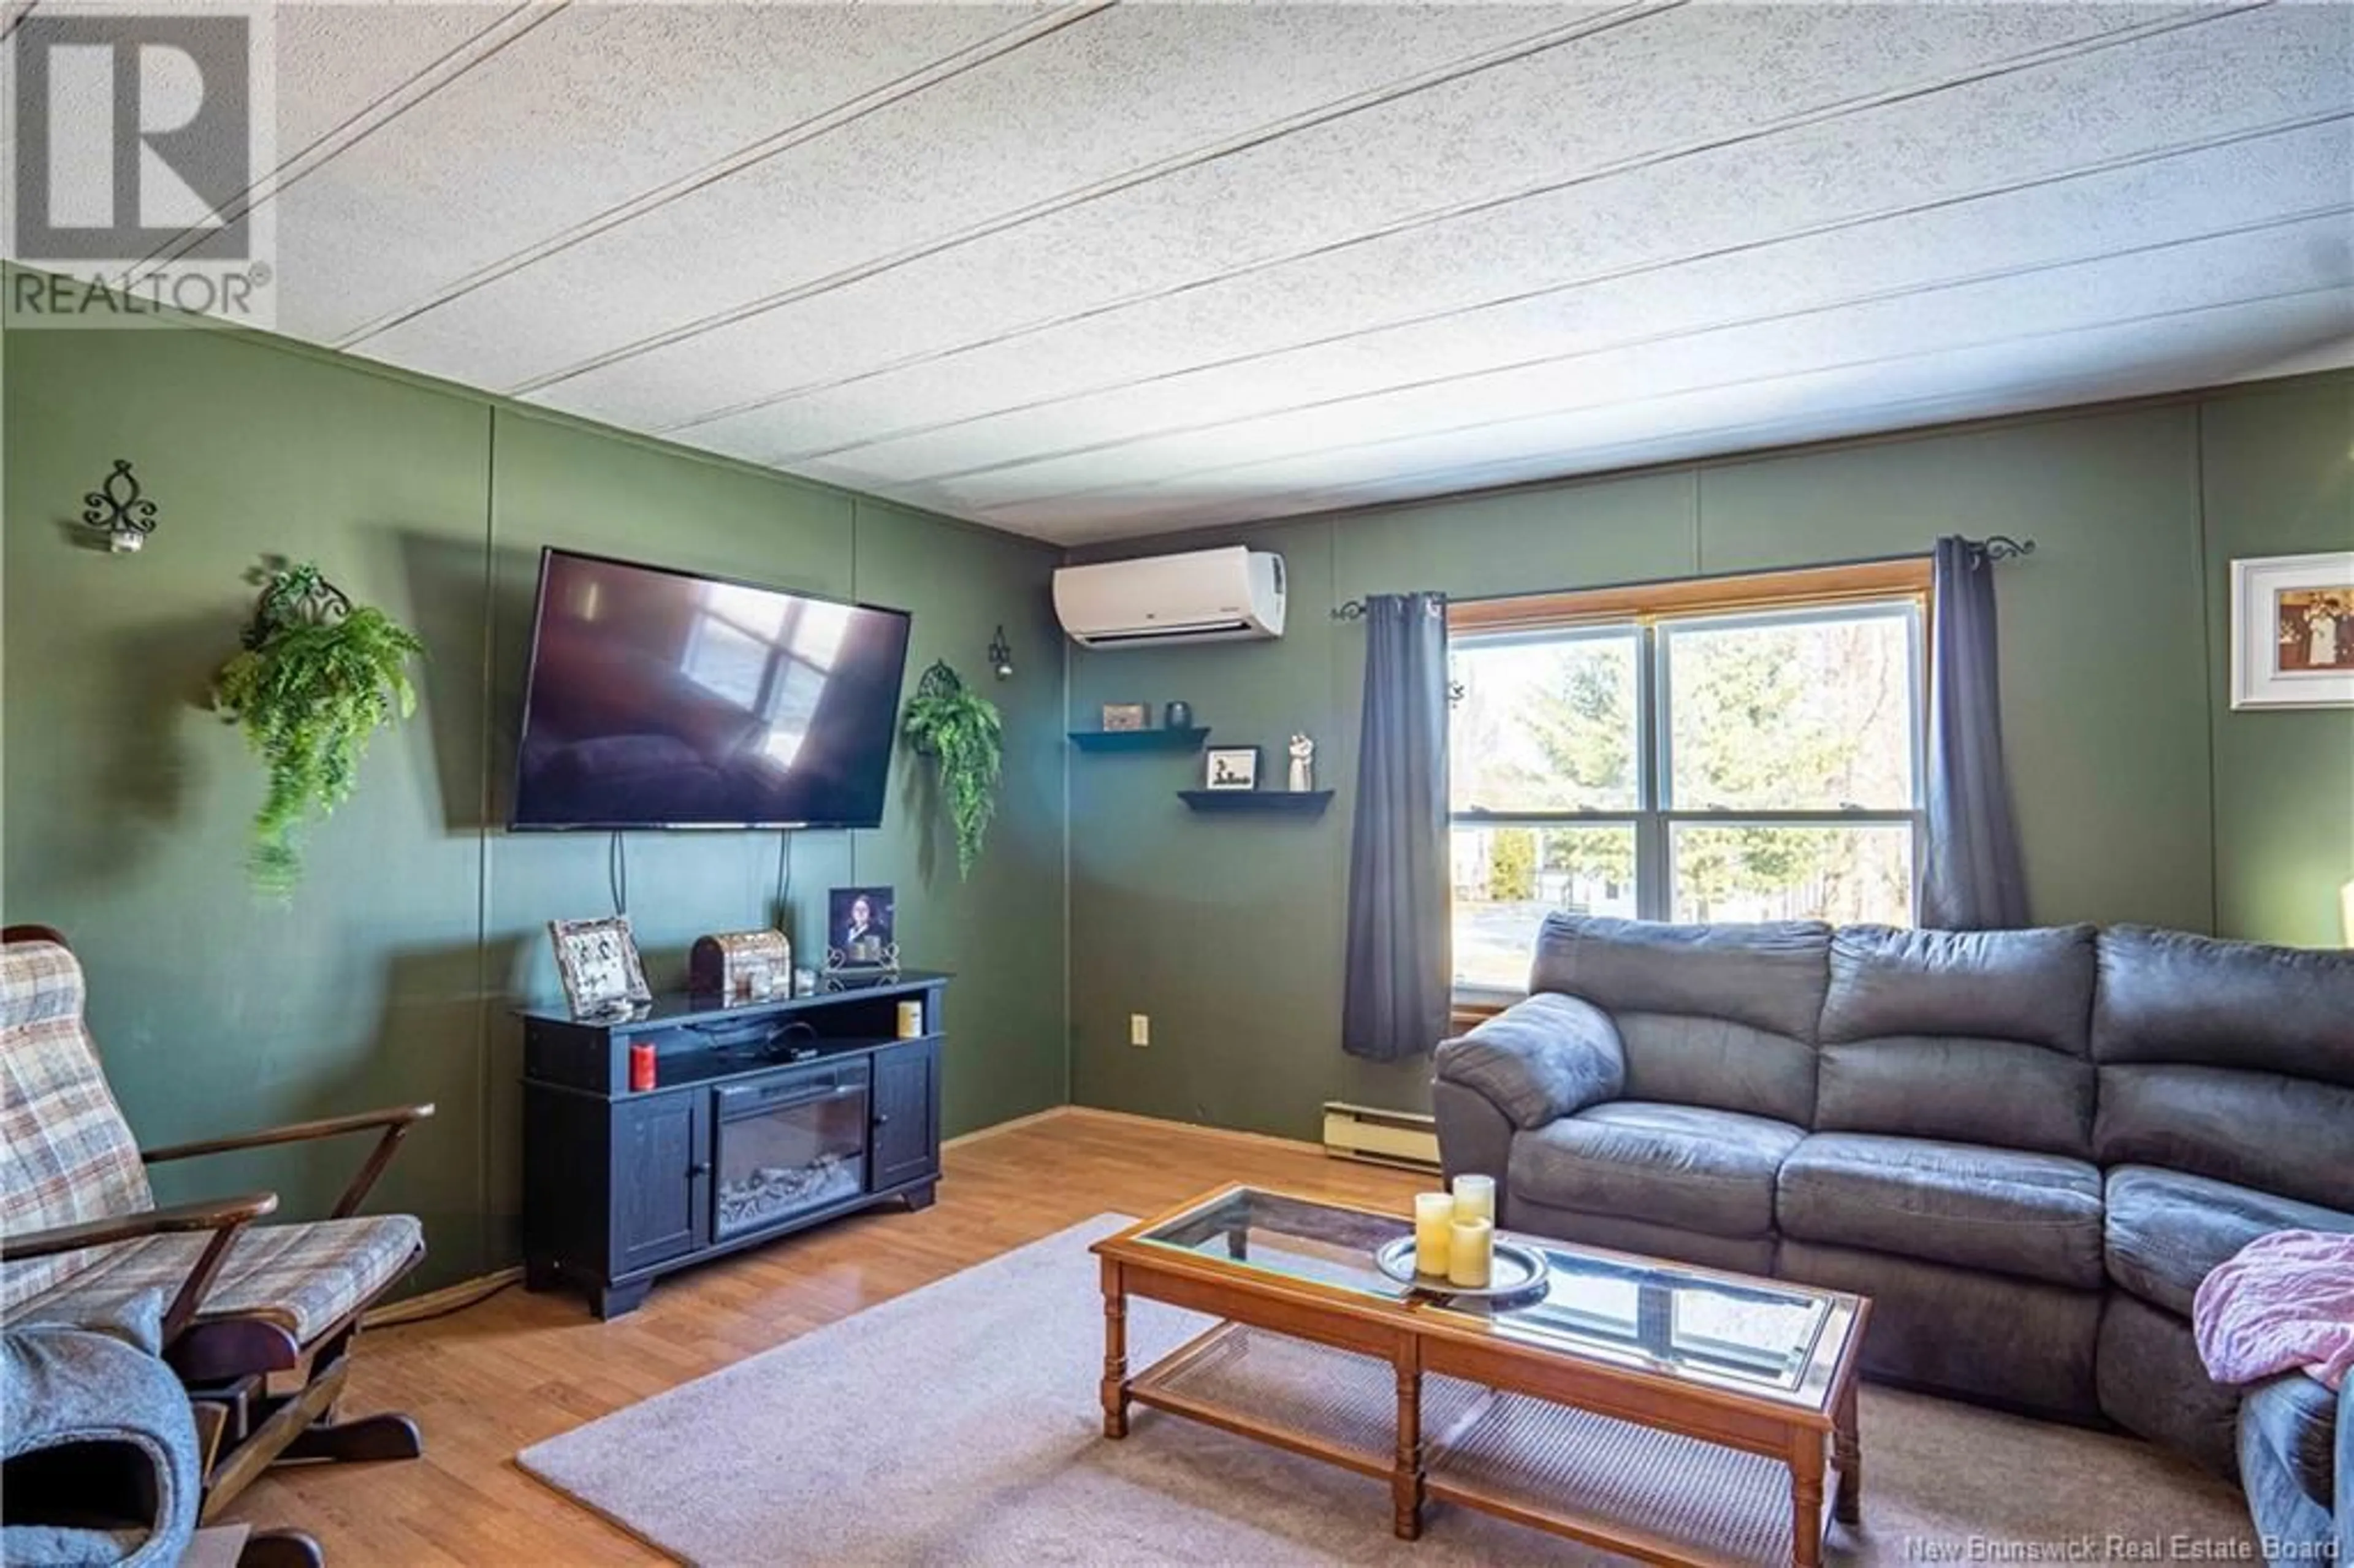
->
[352,3,1601,391]
[268,4,1053,344]
[908,218,2351,513]
[16,1,2348,542]
[273,5,516,161]
[980,291,2354,538]
[721,113,2351,484]
[524,1,2196,433]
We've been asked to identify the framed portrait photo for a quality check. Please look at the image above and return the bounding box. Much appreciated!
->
[2232,552,2354,709]
[1204,745,1261,791]
[549,915,652,1019]
[827,885,899,972]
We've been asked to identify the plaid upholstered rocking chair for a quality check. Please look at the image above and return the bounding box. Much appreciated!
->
[0,931,433,1568]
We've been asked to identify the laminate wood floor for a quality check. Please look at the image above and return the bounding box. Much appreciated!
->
[225,1107,1425,1564]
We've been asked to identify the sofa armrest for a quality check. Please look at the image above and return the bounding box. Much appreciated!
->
[1433,992,1626,1130]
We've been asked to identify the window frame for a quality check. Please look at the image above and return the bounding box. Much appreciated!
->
[1447,560,1932,1011]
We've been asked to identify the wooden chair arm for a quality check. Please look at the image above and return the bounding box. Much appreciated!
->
[0,1192,278,1261]
[140,1103,435,1165]
[142,1102,433,1221]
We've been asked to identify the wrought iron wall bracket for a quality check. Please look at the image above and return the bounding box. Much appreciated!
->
[240,559,355,650]
[80,459,159,552]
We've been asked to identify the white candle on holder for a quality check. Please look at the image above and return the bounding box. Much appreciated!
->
[1451,1173,1495,1225]
[1413,1192,1455,1278]
[1449,1217,1495,1289]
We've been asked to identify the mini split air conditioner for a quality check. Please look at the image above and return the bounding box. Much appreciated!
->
[1051,546,1287,649]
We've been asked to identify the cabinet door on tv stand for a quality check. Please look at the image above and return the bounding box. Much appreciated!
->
[870,1038,940,1192]
[611,1091,709,1277]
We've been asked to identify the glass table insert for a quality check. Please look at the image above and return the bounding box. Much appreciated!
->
[1132,1186,1850,1406]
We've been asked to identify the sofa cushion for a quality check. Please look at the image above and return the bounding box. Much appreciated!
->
[2095,1065,2354,1215]
[1815,924,2097,1157]
[1777,1133,2105,1288]
[2093,925,2354,1081]
[2103,1165,2354,1316]
[6,1215,424,1344]
[1823,924,2098,1054]
[1613,1013,1819,1130]
[1531,914,1830,1043]
[1508,1101,1804,1240]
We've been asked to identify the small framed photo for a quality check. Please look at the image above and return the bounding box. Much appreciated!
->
[2232,552,2354,709]
[1204,745,1261,791]
[1100,702,1149,732]
[549,916,652,1019]
[827,885,899,972]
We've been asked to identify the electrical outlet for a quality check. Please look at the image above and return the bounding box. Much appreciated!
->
[1129,1013,1150,1048]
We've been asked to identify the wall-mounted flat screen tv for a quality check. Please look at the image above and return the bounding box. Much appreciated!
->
[510,549,914,831]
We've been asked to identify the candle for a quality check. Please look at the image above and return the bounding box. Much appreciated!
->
[1451,1173,1495,1225]
[1413,1192,1455,1278]
[1448,1217,1495,1289]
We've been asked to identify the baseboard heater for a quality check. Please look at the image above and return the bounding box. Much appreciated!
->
[1321,1102,1441,1173]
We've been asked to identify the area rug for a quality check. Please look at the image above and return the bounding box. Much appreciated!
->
[519,1216,2253,1566]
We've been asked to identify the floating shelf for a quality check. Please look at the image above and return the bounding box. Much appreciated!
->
[1178,789,1334,817]
[1068,726,1211,753]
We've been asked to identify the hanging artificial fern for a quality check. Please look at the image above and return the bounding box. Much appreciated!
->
[213,561,425,897]
[900,659,1003,880]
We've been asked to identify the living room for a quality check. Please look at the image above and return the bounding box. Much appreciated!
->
[2,5,2349,1566]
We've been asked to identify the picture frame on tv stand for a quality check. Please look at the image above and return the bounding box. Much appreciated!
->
[825,885,901,975]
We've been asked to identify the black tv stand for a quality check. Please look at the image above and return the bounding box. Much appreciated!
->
[518,971,950,1318]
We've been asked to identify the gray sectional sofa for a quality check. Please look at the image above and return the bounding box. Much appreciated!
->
[1431,915,2354,1479]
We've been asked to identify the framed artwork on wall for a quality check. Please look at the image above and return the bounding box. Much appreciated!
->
[2231,552,2354,709]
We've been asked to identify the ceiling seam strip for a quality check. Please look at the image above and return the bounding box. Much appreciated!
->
[634,0,2269,437]
[1059,333,2353,538]
[867,201,2354,491]
[775,112,2352,469]
[128,1,573,282]
[497,0,1675,396]
[329,0,1118,353]
[962,283,2353,525]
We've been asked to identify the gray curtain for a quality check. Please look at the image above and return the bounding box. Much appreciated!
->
[1343,592,1450,1062]
[1922,536,2029,929]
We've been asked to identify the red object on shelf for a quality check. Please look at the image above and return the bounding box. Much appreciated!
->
[629,1040,657,1092]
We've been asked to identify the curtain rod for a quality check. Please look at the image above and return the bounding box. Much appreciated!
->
[1329,536,2035,620]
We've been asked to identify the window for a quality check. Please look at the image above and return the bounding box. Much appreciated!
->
[1449,563,1929,994]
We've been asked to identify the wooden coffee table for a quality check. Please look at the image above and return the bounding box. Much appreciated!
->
[1093,1186,1870,1567]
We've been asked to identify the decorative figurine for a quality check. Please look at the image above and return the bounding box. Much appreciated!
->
[1287,733,1315,793]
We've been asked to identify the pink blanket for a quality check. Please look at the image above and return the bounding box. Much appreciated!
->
[2193,1229,2354,1391]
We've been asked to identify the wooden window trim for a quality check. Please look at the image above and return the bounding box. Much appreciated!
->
[1447,557,1932,637]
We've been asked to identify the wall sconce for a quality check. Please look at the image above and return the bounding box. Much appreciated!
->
[988,625,1013,680]
[81,459,159,553]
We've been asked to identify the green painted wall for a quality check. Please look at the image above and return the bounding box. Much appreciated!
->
[2,317,1069,1290]
[2202,376,2354,950]
[1067,375,2354,1140]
